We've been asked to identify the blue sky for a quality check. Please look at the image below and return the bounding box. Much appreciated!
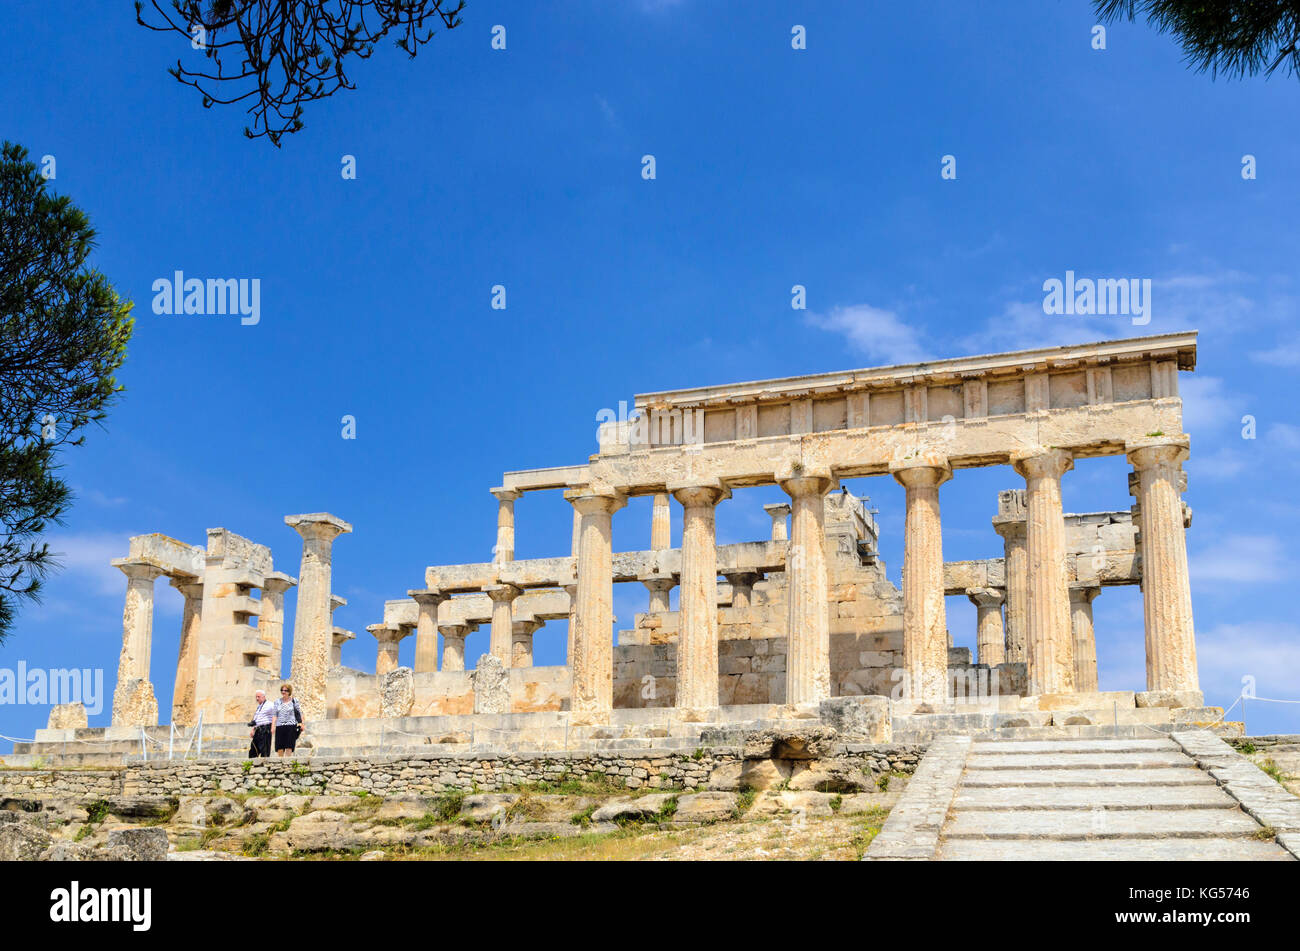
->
[2,0,1298,742]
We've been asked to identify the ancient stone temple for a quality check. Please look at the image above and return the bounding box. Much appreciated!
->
[28,331,1219,761]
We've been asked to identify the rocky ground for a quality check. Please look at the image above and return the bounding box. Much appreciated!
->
[0,776,904,862]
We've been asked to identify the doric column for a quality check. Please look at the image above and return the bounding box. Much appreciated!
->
[368,624,404,676]
[1070,586,1101,693]
[651,490,672,550]
[409,589,447,673]
[439,624,472,671]
[778,469,836,706]
[564,488,626,724]
[170,578,204,726]
[642,574,675,613]
[992,506,1028,664]
[723,571,761,614]
[512,619,542,667]
[764,502,791,542]
[1128,437,1200,703]
[671,482,729,715]
[285,512,353,722]
[491,487,522,563]
[1012,450,1075,696]
[485,583,522,666]
[259,572,296,677]
[890,458,951,704]
[110,559,164,726]
[966,586,1006,669]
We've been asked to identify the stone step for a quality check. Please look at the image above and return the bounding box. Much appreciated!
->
[952,785,1234,811]
[939,838,1294,861]
[944,807,1264,839]
[969,739,1177,754]
[961,767,1214,787]
[965,750,1190,770]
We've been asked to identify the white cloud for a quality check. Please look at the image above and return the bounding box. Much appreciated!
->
[1265,422,1300,452]
[1178,376,1246,435]
[44,533,128,598]
[804,304,933,365]
[1187,446,1246,482]
[1195,621,1300,704]
[1190,534,1289,584]
[1250,335,1300,367]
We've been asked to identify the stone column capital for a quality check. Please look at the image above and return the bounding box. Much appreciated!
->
[992,515,1027,540]
[966,586,1005,608]
[669,481,730,507]
[490,486,523,503]
[112,559,166,583]
[1069,585,1101,605]
[763,502,792,519]
[564,489,628,516]
[438,623,474,638]
[408,588,448,608]
[285,512,353,543]
[889,456,952,490]
[261,571,298,595]
[485,583,523,604]
[1011,448,1073,480]
[723,571,763,587]
[367,623,407,644]
[512,619,543,636]
[1126,435,1190,470]
[169,577,204,599]
[777,473,837,498]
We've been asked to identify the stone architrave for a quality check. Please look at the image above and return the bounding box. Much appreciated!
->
[565,488,626,724]
[1012,450,1075,696]
[169,579,205,726]
[671,482,729,716]
[111,559,165,727]
[1128,437,1200,705]
[966,587,1006,668]
[890,457,951,704]
[409,589,447,673]
[1070,586,1101,693]
[285,513,352,722]
[472,653,511,714]
[778,469,836,707]
[491,487,523,563]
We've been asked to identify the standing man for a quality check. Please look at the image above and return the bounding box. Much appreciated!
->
[248,689,274,757]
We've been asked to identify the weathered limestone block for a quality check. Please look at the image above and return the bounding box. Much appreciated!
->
[101,827,169,861]
[1136,689,1205,709]
[750,790,836,818]
[47,702,88,730]
[472,654,511,715]
[0,813,52,861]
[817,695,891,742]
[175,796,247,830]
[741,726,838,761]
[674,791,737,822]
[459,793,520,821]
[112,678,158,728]
[590,794,673,823]
[380,667,415,719]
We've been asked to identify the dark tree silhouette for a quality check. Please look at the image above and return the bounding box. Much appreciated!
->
[1095,1,1300,79]
[0,143,134,642]
[135,0,466,146]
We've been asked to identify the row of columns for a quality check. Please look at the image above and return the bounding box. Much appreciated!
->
[942,439,1197,702]
[563,469,838,724]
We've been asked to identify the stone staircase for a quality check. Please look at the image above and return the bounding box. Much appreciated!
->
[937,736,1292,860]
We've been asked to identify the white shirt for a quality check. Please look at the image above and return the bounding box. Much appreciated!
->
[253,700,275,726]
